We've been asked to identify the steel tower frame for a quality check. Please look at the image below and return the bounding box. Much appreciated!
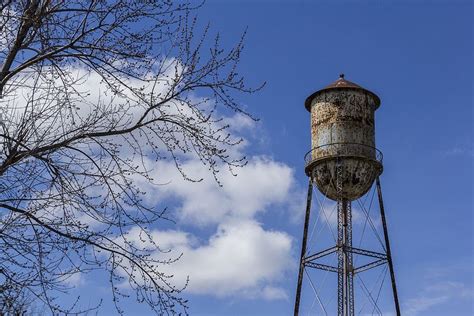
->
[293,164,400,316]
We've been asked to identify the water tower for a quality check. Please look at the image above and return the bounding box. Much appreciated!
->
[293,75,400,316]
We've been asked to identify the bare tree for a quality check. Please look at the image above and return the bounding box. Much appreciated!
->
[0,0,261,314]
[0,278,47,316]
[0,279,30,315]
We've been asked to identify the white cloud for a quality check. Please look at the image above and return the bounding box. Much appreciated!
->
[404,293,449,316]
[442,143,474,157]
[124,219,294,300]
[261,285,289,300]
[225,112,257,132]
[135,155,296,226]
[403,266,474,316]
[60,271,84,287]
[0,45,302,305]
[114,132,301,301]
[2,61,302,301]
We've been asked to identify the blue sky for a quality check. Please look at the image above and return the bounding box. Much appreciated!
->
[67,1,472,315]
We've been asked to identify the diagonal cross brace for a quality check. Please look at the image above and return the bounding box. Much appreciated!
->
[354,259,388,274]
[305,262,339,273]
[303,246,338,264]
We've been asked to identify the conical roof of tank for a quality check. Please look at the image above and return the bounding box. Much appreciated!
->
[304,74,381,111]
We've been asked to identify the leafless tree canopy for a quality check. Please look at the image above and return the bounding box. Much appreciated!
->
[0,0,260,314]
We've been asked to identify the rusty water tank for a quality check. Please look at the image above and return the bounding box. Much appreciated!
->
[304,74,383,201]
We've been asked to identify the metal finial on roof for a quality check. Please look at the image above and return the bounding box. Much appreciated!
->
[339,73,345,79]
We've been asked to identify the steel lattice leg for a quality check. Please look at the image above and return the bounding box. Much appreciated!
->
[376,177,401,316]
[294,177,313,316]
